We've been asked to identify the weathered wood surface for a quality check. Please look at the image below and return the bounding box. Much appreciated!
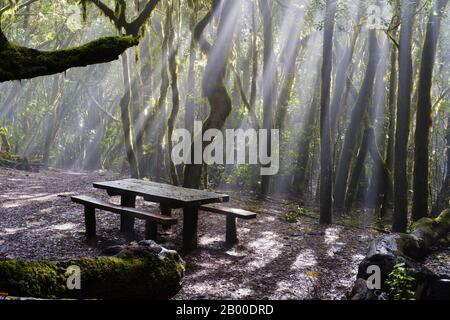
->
[71,195,177,241]
[71,195,177,225]
[92,179,230,252]
[226,215,238,245]
[183,205,199,252]
[200,204,257,219]
[200,204,257,246]
[93,178,229,207]
[120,193,136,234]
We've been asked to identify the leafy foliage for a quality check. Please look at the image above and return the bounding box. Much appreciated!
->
[385,263,417,300]
[283,204,308,223]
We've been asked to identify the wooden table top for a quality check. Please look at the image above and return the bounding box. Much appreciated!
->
[93,178,229,207]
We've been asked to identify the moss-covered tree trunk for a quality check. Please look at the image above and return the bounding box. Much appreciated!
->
[432,114,450,216]
[412,0,449,221]
[184,2,198,138]
[380,22,399,216]
[294,65,320,198]
[0,241,184,300]
[259,0,276,198]
[0,35,138,82]
[319,0,337,224]
[0,0,160,82]
[345,126,370,210]
[167,4,180,186]
[393,0,419,232]
[183,0,240,189]
[119,53,140,178]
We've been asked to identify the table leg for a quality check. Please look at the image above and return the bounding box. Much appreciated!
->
[160,203,172,231]
[226,215,238,245]
[145,220,158,241]
[120,194,136,234]
[84,207,96,239]
[160,203,172,216]
[183,205,199,252]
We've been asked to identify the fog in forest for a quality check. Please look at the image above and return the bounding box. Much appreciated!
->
[0,0,450,301]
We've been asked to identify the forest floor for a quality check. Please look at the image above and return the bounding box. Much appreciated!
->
[0,166,384,299]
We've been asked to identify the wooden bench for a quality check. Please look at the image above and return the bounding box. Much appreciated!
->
[71,195,177,241]
[199,204,257,245]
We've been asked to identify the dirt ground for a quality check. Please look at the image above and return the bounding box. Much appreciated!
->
[0,167,380,300]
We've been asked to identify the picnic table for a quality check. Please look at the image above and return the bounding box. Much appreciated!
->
[93,178,230,251]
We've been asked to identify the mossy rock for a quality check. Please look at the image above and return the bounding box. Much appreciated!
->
[352,209,450,299]
[0,241,184,300]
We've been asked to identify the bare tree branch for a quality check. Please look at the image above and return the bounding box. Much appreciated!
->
[86,0,160,36]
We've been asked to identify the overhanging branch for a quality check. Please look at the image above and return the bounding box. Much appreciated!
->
[0,36,138,82]
[0,0,161,82]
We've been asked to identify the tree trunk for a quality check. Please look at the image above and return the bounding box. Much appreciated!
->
[294,64,320,198]
[259,0,276,198]
[84,90,103,170]
[432,115,450,216]
[167,8,180,186]
[133,9,171,180]
[345,127,370,210]
[329,7,362,135]
[412,0,448,221]
[120,53,140,178]
[183,0,240,189]
[334,29,380,211]
[319,0,337,224]
[381,21,399,216]
[393,0,419,232]
[0,129,10,153]
[185,41,197,137]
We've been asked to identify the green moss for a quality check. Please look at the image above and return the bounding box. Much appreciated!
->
[0,260,66,298]
[0,36,138,82]
[0,253,184,300]
[435,209,450,225]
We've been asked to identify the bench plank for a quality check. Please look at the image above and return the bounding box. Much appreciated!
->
[200,204,257,220]
[200,204,257,246]
[71,195,177,226]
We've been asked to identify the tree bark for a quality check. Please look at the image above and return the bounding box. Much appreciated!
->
[294,64,320,198]
[120,53,140,178]
[393,0,419,232]
[432,115,450,216]
[259,0,276,198]
[381,32,398,216]
[329,6,362,135]
[0,36,138,82]
[183,0,240,189]
[334,29,380,211]
[167,8,180,186]
[319,0,337,224]
[345,126,370,210]
[412,0,449,221]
